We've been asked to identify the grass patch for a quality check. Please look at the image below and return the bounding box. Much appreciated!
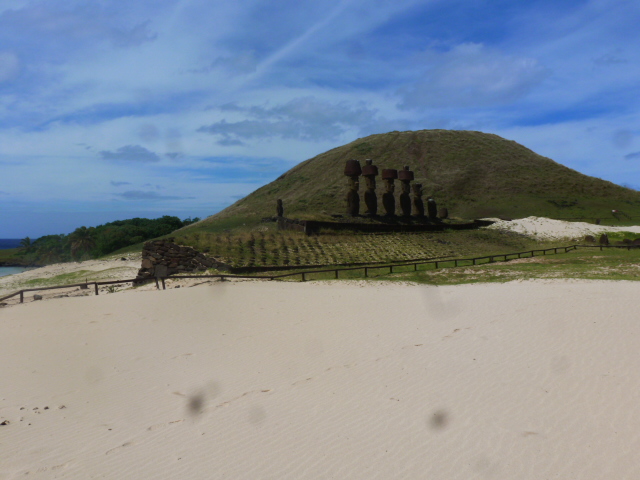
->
[380,246,640,285]
[23,270,94,287]
[173,225,556,270]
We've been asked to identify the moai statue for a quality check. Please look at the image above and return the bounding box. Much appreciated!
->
[276,199,284,217]
[438,207,448,220]
[362,159,379,216]
[412,183,425,217]
[398,166,414,217]
[427,197,438,220]
[381,169,398,216]
[344,159,362,216]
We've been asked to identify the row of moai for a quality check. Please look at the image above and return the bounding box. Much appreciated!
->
[345,159,445,219]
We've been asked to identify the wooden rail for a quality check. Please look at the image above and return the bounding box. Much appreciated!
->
[0,244,637,304]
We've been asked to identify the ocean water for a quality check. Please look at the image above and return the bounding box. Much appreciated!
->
[0,239,28,277]
[0,266,29,277]
[0,239,21,249]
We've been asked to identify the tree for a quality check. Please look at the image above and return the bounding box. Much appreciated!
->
[69,226,96,258]
[182,217,201,226]
[19,237,31,248]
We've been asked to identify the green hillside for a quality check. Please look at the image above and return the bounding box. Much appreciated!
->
[193,129,640,231]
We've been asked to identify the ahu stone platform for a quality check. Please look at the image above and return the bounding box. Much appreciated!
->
[136,238,220,280]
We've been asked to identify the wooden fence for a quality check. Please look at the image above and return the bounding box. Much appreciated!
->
[1,244,638,304]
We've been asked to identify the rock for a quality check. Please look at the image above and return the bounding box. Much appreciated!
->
[0,420,9,426]
[584,235,596,243]
[120,257,126,261]
[141,259,153,269]
[33,295,43,301]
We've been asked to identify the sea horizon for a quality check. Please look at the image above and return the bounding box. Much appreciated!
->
[0,239,22,250]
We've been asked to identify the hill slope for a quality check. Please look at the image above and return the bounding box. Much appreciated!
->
[197,129,640,230]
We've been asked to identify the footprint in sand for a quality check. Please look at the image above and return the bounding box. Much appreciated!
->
[215,389,273,408]
[171,353,194,359]
[443,327,472,339]
[147,419,184,431]
[106,441,135,455]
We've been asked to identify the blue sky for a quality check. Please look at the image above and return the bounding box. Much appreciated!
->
[1,0,639,237]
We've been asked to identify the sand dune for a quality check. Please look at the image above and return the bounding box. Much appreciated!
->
[1,280,639,479]
[486,215,640,240]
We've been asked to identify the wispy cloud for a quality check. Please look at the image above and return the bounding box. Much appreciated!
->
[199,96,405,143]
[0,51,19,83]
[100,145,160,162]
[110,180,131,186]
[117,190,194,201]
[398,43,549,109]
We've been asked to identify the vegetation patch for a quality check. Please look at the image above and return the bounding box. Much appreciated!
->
[379,247,640,285]
[10,216,199,266]
[175,226,546,269]
[23,270,94,287]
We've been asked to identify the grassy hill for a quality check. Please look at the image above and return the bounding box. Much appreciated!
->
[192,129,640,232]
[163,129,640,270]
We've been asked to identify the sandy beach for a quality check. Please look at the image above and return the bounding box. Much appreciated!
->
[1,279,639,479]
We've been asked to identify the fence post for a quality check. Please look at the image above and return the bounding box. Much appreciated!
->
[94,283,99,296]
[302,272,306,282]
[20,291,23,303]
[390,265,393,274]
[414,263,417,271]
[335,270,338,279]
[364,267,368,277]
[473,258,476,265]
[454,260,458,267]
[435,261,439,269]
[161,278,166,290]
[154,278,160,289]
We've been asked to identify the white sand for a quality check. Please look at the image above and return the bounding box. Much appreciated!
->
[2,280,640,479]
[485,216,640,240]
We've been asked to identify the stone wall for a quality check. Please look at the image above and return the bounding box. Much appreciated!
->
[136,238,219,280]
